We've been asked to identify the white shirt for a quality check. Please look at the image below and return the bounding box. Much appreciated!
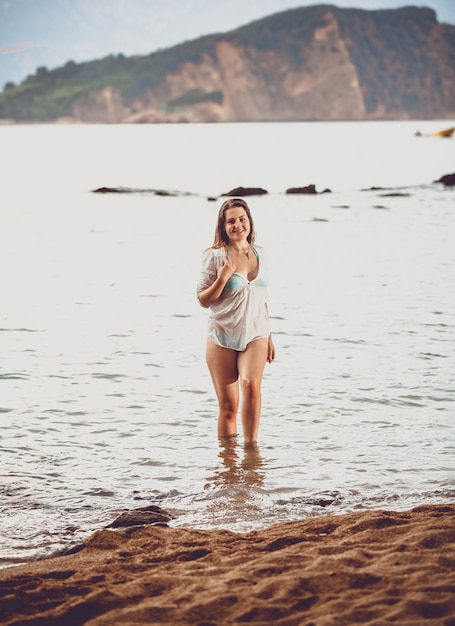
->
[197,245,270,351]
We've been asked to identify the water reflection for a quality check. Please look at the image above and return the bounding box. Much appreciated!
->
[206,437,265,489]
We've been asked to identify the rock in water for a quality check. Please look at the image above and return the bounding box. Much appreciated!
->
[221,187,268,197]
[435,173,455,186]
[108,505,173,528]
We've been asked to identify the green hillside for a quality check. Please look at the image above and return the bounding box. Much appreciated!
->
[0,5,335,121]
[1,4,454,122]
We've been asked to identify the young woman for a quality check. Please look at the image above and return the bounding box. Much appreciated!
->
[197,198,275,443]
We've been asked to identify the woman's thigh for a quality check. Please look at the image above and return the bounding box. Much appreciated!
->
[237,338,268,383]
[206,339,239,404]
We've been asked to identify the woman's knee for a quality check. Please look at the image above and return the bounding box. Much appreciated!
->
[219,397,238,420]
[240,378,261,401]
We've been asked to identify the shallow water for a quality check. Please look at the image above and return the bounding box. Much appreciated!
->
[0,120,454,568]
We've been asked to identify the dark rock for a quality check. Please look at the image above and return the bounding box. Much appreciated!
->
[277,491,340,507]
[286,185,317,194]
[92,186,179,196]
[379,192,411,197]
[434,173,455,186]
[221,187,268,197]
[108,505,174,529]
[92,186,127,193]
[154,190,175,196]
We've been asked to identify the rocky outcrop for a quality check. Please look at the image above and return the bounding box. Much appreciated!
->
[221,187,268,197]
[435,173,455,186]
[83,14,369,124]
[107,505,173,529]
[72,87,130,123]
[287,185,318,195]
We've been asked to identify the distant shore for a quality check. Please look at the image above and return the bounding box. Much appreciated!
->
[1,503,454,625]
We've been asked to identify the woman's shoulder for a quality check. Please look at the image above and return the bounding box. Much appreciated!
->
[201,245,225,266]
[251,244,266,256]
[202,245,225,257]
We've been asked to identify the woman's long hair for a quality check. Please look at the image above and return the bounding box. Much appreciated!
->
[212,198,256,247]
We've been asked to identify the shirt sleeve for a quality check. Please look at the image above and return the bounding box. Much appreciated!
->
[196,248,218,295]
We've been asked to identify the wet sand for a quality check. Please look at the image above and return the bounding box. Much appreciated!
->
[1,503,454,625]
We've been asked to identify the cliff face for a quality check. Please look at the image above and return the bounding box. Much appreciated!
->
[1,5,455,123]
[112,14,365,125]
[337,6,455,119]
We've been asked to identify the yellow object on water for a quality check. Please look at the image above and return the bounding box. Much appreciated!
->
[430,127,455,138]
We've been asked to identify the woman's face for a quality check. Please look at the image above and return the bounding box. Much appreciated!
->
[224,207,251,242]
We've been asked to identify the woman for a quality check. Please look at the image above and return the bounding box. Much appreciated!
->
[197,198,275,443]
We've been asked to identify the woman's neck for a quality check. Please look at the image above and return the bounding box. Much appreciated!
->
[228,242,251,260]
[229,242,250,252]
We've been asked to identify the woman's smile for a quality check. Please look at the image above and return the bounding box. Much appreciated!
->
[224,207,251,239]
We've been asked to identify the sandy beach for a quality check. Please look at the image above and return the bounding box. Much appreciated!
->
[1,503,454,625]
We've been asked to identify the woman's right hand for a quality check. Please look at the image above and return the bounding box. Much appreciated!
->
[198,252,236,308]
[218,253,236,282]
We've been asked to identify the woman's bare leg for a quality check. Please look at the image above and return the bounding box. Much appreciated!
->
[206,339,239,437]
[237,338,268,443]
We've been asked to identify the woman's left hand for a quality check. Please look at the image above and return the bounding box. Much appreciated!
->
[267,335,276,363]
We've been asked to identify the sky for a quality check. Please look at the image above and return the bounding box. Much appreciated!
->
[1,0,454,90]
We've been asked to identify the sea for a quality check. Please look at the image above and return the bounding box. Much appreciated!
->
[1,120,454,569]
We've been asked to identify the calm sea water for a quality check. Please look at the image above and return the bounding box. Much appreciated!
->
[1,121,454,568]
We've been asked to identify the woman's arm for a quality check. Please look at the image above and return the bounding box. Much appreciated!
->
[198,252,236,308]
[265,303,275,362]
[267,334,275,363]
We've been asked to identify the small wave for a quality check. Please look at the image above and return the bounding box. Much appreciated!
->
[352,396,393,406]
[82,489,116,497]
[0,372,29,380]
[427,394,455,403]
[397,397,426,407]
[0,328,41,333]
[276,491,342,508]
[279,330,312,337]
[330,337,368,345]
[90,372,127,380]
[135,459,163,467]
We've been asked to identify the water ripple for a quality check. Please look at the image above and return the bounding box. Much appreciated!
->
[1,122,454,568]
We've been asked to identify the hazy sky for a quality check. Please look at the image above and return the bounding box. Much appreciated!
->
[1,0,454,89]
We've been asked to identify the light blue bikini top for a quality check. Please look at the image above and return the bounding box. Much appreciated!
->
[225,245,266,290]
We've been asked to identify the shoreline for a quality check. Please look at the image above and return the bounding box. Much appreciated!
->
[1,503,454,625]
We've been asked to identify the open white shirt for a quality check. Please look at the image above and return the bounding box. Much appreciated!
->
[197,245,270,351]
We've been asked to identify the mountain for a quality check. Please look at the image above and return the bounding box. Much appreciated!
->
[2,0,454,91]
[1,4,455,123]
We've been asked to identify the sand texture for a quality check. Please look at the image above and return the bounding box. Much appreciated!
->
[0,504,454,625]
